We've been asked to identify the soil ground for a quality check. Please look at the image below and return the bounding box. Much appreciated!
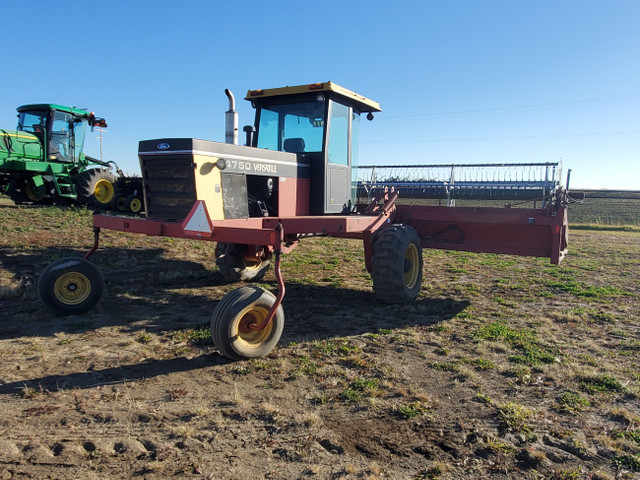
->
[0,198,638,479]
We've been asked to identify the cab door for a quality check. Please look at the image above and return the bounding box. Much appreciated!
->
[325,101,351,213]
[50,111,73,162]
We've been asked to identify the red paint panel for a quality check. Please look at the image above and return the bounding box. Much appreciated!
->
[277,178,310,217]
[394,205,568,264]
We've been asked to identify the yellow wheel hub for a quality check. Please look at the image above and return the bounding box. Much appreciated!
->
[94,179,115,204]
[53,272,92,305]
[403,243,420,290]
[234,305,272,349]
[129,198,142,213]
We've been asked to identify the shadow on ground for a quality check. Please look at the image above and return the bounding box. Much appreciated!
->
[1,243,469,394]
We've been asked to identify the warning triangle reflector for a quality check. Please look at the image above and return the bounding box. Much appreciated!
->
[182,200,214,237]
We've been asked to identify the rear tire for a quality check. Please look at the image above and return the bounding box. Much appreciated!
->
[211,286,284,360]
[371,225,423,304]
[215,243,270,282]
[111,192,127,212]
[76,169,116,209]
[38,257,104,315]
[125,194,143,214]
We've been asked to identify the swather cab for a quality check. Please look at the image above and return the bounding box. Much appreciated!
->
[138,82,381,221]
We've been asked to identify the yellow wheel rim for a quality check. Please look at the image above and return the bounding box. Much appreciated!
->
[129,198,142,213]
[243,258,264,271]
[233,305,273,349]
[53,272,91,305]
[241,248,265,271]
[26,182,44,201]
[403,243,420,290]
[94,179,115,204]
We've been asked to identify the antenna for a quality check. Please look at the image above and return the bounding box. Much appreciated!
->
[96,127,106,162]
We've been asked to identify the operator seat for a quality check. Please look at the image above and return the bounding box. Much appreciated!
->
[283,138,305,153]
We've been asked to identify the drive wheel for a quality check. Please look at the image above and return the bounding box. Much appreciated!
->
[125,194,143,214]
[215,243,270,282]
[211,286,284,360]
[75,169,116,208]
[25,178,45,202]
[38,257,104,315]
[8,185,29,205]
[371,224,423,304]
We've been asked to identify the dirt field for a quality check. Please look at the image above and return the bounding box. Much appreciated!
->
[0,198,639,479]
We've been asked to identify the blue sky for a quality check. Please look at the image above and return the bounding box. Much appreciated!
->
[2,1,638,189]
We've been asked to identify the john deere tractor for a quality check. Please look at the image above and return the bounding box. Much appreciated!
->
[0,104,142,211]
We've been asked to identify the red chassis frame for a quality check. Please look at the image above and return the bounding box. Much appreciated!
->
[84,196,568,328]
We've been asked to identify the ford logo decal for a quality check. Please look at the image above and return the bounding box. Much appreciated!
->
[157,142,170,150]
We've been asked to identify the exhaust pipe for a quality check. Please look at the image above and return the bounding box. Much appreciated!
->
[224,89,238,145]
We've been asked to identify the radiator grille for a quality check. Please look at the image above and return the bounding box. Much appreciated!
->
[141,155,196,219]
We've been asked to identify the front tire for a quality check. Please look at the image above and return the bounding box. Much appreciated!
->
[38,257,104,315]
[211,286,284,360]
[371,225,423,304]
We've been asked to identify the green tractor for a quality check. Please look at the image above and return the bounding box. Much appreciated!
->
[0,104,142,211]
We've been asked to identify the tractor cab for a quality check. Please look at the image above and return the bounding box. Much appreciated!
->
[16,104,106,164]
[246,82,381,214]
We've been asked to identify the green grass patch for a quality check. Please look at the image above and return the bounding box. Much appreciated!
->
[340,378,381,403]
[473,321,556,366]
[555,391,590,413]
[578,374,625,394]
[171,327,211,346]
[571,224,640,232]
[544,279,630,299]
[496,401,534,434]
[612,430,640,445]
[312,339,361,357]
[614,453,640,472]
[395,401,430,419]
[492,297,519,308]
[135,330,152,344]
[295,357,318,376]
[465,357,496,370]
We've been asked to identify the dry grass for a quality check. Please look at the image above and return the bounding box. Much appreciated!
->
[0,196,638,478]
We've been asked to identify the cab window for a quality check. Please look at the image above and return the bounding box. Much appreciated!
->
[18,112,47,134]
[257,101,325,152]
[327,101,349,166]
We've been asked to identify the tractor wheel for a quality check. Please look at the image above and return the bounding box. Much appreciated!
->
[76,169,117,209]
[371,224,423,304]
[211,286,284,360]
[25,178,45,202]
[111,193,127,212]
[38,257,104,315]
[8,177,45,204]
[125,194,143,214]
[7,185,29,205]
[215,243,270,282]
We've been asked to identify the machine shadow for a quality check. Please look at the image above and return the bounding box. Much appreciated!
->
[1,244,470,394]
[0,245,228,339]
[0,282,469,396]
[0,354,230,396]
[278,282,470,344]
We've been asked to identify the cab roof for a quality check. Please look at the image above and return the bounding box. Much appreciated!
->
[246,81,381,113]
[17,104,93,118]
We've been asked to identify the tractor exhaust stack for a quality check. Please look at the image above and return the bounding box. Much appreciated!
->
[224,89,238,145]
